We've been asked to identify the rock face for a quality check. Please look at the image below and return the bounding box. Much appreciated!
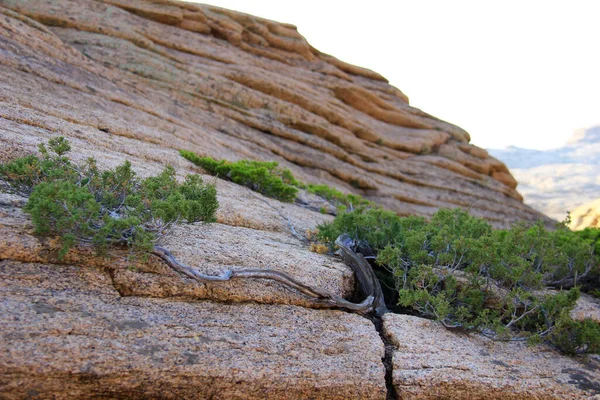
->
[489,126,600,223]
[0,0,549,228]
[0,1,592,399]
[0,259,385,399]
[383,314,600,399]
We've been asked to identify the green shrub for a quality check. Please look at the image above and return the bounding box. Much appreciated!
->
[574,227,600,294]
[576,227,600,254]
[1,138,218,258]
[180,150,298,202]
[179,150,375,211]
[318,206,425,250]
[317,207,600,354]
[550,314,600,355]
[306,183,372,212]
[0,137,76,195]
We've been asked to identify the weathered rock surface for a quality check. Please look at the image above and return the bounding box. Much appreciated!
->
[0,0,551,228]
[0,259,386,399]
[0,1,588,399]
[0,192,354,309]
[572,293,600,324]
[383,314,600,399]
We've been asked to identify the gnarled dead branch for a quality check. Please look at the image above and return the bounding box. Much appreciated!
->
[335,234,387,316]
[151,239,379,314]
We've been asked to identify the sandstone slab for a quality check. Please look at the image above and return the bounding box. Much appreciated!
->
[383,313,600,399]
[0,192,354,309]
[0,259,386,399]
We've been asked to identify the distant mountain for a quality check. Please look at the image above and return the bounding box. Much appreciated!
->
[488,126,600,223]
[570,198,600,230]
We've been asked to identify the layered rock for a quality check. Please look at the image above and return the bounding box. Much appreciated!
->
[0,1,589,399]
[0,0,550,228]
[0,192,353,310]
[0,259,385,399]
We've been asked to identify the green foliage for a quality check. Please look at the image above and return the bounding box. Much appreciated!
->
[575,227,600,254]
[0,137,76,195]
[306,184,373,212]
[26,180,100,258]
[550,314,600,355]
[180,150,376,214]
[318,207,600,354]
[574,227,600,294]
[1,138,218,258]
[180,150,298,202]
[180,150,376,211]
[318,206,425,250]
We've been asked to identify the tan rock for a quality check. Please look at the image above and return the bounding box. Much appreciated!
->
[103,0,184,25]
[0,192,353,310]
[0,1,581,398]
[0,0,552,228]
[571,293,600,323]
[0,259,386,399]
[383,314,600,399]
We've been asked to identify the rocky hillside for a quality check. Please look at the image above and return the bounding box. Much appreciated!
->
[489,126,600,222]
[1,1,598,399]
[0,0,551,228]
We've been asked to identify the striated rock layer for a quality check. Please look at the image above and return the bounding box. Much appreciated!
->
[1,1,590,399]
[0,0,551,228]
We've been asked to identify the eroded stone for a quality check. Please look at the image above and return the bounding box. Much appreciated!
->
[0,260,386,399]
[0,0,553,228]
[383,313,600,399]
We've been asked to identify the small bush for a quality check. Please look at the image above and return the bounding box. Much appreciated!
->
[306,183,372,212]
[574,226,600,293]
[180,150,298,202]
[309,243,329,254]
[179,150,375,212]
[317,207,600,354]
[576,226,600,254]
[317,207,426,251]
[1,138,218,258]
[0,137,75,195]
[550,314,600,355]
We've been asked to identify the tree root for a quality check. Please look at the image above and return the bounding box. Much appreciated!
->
[151,239,377,314]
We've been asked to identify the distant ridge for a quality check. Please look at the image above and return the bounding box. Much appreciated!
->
[489,125,600,221]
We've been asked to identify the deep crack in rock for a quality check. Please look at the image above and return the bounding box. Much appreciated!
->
[372,315,398,400]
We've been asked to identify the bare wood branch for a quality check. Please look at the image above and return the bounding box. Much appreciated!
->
[335,234,388,316]
[151,244,375,314]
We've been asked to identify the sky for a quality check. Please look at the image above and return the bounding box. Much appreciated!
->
[193,1,600,150]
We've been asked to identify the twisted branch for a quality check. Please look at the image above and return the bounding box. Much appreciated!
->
[151,243,375,314]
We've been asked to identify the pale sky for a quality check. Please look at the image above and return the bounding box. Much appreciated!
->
[194,1,600,150]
